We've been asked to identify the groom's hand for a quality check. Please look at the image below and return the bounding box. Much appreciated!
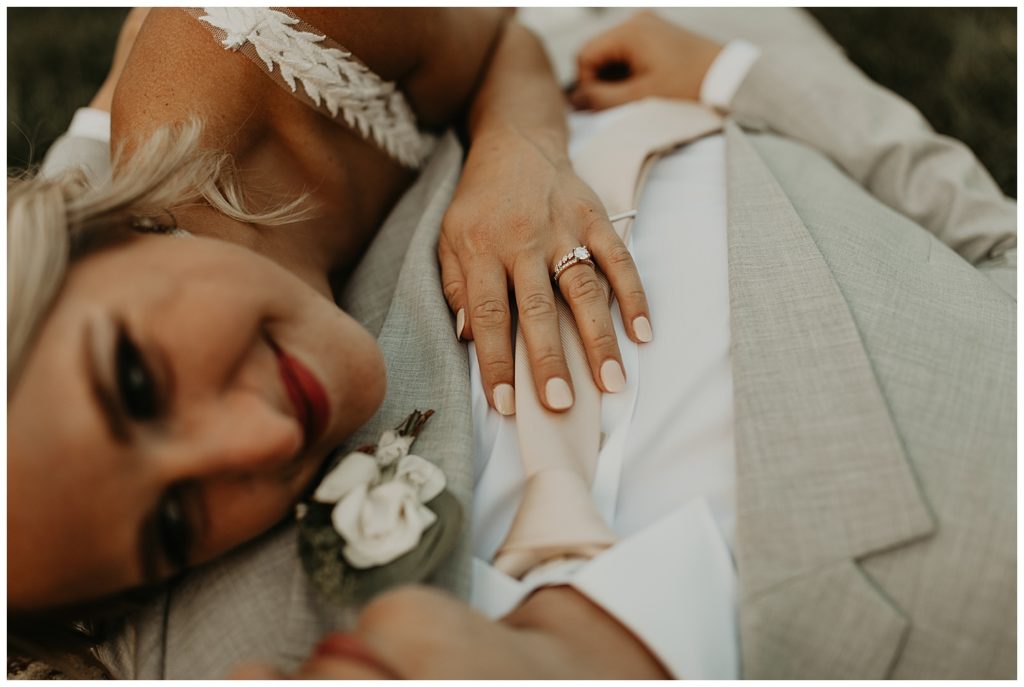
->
[231,585,670,679]
[569,11,723,111]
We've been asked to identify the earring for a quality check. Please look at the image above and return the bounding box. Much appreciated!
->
[130,208,179,235]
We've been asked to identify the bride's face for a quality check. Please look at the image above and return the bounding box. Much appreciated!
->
[8,234,386,610]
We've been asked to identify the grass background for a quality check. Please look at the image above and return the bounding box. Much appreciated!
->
[7,8,129,169]
[7,8,1017,196]
[808,7,1016,197]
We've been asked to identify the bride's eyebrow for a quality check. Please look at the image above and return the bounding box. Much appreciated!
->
[85,318,130,443]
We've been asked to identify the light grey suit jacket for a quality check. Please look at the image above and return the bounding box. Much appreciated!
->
[95,9,1015,680]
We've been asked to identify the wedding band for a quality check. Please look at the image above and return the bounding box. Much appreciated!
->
[552,245,596,284]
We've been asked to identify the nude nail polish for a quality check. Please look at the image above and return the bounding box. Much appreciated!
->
[632,315,653,343]
[600,359,626,393]
[455,308,465,341]
[493,383,515,416]
[545,377,574,410]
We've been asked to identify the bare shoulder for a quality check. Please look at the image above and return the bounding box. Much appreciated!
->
[111,8,511,156]
[292,8,511,127]
[111,8,275,155]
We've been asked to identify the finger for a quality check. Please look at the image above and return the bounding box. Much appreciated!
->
[570,76,647,111]
[555,257,626,395]
[464,258,516,416]
[513,258,575,412]
[226,661,285,679]
[296,655,393,680]
[294,633,399,679]
[587,225,653,344]
[576,22,633,84]
[438,232,470,342]
[356,586,504,679]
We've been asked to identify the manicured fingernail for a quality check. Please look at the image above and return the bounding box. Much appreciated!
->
[455,308,465,341]
[545,377,574,410]
[632,315,653,343]
[600,359,625,393]
[493,383,515,416]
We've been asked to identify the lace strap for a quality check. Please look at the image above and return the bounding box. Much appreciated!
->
[187,7,435,169]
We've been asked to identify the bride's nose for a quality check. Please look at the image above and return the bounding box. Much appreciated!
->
[168,391,306,477]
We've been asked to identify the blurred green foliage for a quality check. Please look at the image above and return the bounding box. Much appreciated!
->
[7,8,128,170]
[808,7,1016,197]
[6,7,1017,196]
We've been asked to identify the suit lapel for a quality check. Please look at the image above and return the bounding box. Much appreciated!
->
[334,131,476,598]
[723,122,935,678]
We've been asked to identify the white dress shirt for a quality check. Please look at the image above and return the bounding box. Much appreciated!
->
[468,41,760,679]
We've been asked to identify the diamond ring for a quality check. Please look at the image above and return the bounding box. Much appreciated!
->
[552,245,596,284]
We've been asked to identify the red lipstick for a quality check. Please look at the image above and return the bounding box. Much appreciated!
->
[270,341,330,448]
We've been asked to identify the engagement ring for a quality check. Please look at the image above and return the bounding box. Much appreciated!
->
[553,245,596,284]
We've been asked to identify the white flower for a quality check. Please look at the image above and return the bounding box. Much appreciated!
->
[332,481,437,568]
[312,451,379,503]
[395,454,445,503]
[198,7,288,50]
[375,430,415,466]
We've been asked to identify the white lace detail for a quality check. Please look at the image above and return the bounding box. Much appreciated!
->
[196,7,434,168]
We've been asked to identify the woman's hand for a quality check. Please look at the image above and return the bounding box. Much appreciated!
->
[569,11,724,111]
[229,585,670,679]
[438,19,652,415]
[439,126,651,414]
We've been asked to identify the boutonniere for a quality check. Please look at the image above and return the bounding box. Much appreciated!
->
[297,410,463,604]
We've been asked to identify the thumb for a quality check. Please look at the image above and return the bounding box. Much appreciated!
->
[570,77,646,111]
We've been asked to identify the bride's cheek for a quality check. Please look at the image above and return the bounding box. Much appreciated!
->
[358,331,387,400]
[336,331,387,429]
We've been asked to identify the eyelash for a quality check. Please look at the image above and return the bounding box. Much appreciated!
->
[115,324,160,421]
[157,484,194,572]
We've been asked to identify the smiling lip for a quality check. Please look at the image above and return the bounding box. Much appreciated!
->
[270,341,330,448]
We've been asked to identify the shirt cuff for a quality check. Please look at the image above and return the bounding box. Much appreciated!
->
[569,499,739,679]
[67,107,112,144]
[699,40,762,112]
[471,499,739,679]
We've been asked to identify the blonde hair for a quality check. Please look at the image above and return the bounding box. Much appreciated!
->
[7,119,310,392]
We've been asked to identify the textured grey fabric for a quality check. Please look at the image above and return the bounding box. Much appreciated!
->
[90,9,1015,680]
[730,48,1016,298]
[726,44,1015,678]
